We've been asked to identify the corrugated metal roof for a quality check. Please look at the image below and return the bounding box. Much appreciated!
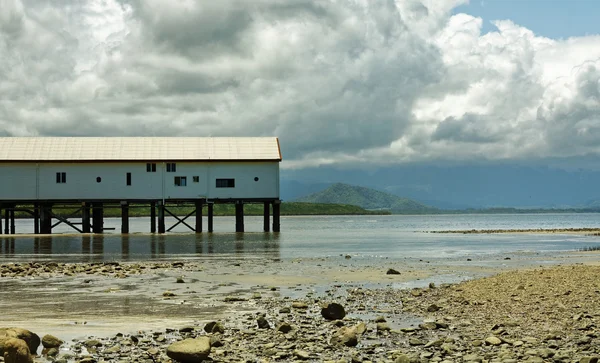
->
[0,137,282,161]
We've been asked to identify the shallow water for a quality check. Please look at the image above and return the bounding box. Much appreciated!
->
[1,213,600,262]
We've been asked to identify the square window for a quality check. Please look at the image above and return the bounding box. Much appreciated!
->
[175,176,187,186]
[193,176,199,183]
[56,172,66,184]
[146,163,156,172]
[167,163,176,172]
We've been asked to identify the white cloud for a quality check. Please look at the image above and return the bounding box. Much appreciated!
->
[0,0,599,168]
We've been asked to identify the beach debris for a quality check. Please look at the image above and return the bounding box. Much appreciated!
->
[386,268,401,275]
[320,302,346,320]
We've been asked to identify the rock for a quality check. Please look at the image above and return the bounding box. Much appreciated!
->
[394,354,411,363]
[294,349,310,360]
[429,282,436,288]
[277,323,293,334]
[176,276,185,283]
[376,322,391,333]
[178,326,194,333]
[292,302,308,309]
[203,321,225,334]
[279,307,291,313]
[257,316,270,329]
[330,326,358,347]
[162,291,176,297]
[209,336,223,348]
[41,334,63,349]
[375,316,386,323]
[485,336,503,346]
[409,338,425,346]
[166,337,211,363]
[386,268,401,275]
[84,339,102,348]
[0,328,40,355]
[426,304,441,312]
[321,303,346,320]
[580,358,599,363]
[45,347,59,357]
[2,338,32,363]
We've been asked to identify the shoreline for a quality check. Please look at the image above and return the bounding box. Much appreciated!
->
[430,227,600,235]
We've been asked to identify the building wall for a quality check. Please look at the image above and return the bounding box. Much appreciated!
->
[0,161,279,201]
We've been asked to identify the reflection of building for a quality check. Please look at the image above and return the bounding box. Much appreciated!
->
[0,233,281,261]
[0,137,282,234]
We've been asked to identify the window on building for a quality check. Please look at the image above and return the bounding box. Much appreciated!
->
[146,163,156,172]
[126,173,132,186]
[175,176,187,186]
[166,163,176,172]
[193,176,199,183]
[96,177,102,183]
[56,172,66,184]
[216,178,235,188]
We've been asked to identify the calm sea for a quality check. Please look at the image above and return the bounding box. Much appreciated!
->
[1,213,600,262]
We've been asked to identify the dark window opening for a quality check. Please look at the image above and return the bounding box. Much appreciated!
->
[56,172,66,184]
[126,173,132,186]
[146,163,156,172]
[193,176,199,183]
[96,177,102,183]
[175,176,187,186]
[216,178,235,188]
[166,163,176,172]
[254,177,259,182]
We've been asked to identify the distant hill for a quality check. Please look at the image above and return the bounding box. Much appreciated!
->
[295,183,437,214]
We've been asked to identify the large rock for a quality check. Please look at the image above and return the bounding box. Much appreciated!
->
[330,326,358,347]
[0,328,40,356]
[203,321,224,334]
[2,338,32,363]
[41,334,63,349]
[321,303,346,320]
[166,337,211,362]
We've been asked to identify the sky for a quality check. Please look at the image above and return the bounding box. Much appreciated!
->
[1,0,600,171]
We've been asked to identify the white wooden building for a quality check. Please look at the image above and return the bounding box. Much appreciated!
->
[0,137,282,234]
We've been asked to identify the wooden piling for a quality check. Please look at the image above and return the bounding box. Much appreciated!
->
[92,203,104,233]
[10,208,15,234]
[195,200,203,233]
[207,203,214,232]
[33,203,40,235]
[121,201,129,234]
[263,202,270,232]
[40,204,52,234]
[3,208,8,234]
[0,206,2,235]
[150,201,156,233]
[273,200,280,232]
[235,201,244,233]
[158,202,165,234]
[82,202,91,233]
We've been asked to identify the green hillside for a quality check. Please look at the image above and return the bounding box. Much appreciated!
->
[295,183,437,214]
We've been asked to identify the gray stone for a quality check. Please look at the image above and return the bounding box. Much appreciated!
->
[166,337,211,363]
[330,326,358,347]
[41,334,63,349]
[321,303,346,320]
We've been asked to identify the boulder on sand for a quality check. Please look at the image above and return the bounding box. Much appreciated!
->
[0,328,40,356]
[2,338,33,363]
[166,337,211,362]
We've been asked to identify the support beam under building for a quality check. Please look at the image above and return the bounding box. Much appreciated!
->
[0,206,3,235]
[10,208,15,234]
[272,200,281,233]
[150,201,156,233]
[207,203,214,233]
[195,200,203,233]
[121,201,129,234]
[33,203,40,235]
[82,203,91,233]
[158,202,165,234]
[40,204,52,234]
[263,202,270,232]
[235,201,244,233]
[92,203,104,233]
[3,208,8,235]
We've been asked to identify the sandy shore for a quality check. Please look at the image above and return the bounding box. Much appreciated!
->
[431,227,600,235]
[2,251,600,361]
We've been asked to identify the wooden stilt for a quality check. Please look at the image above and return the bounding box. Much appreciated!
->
[92,203,104,233]
[207,203,214,232]
[150,201,156,233]
[33,203,40,235]
[82,202,91,233]
[158,202,165,234]
[235,201,244,232]
[10,208,15,234]
[3,208,8,234]
[0,206,3,235]
[263,202,270,232]
[40,204,52,234]
[121,201,129,234]
[273,200,281,232]
[195,200,203,233]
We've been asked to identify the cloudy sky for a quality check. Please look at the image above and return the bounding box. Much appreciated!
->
[1,0,600,170]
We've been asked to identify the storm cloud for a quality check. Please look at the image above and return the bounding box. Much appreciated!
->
[1,0,599,169]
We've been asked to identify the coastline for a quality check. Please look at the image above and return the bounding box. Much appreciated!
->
[3,250,600,361]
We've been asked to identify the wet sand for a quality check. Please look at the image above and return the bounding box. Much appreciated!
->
[2,250,600,345]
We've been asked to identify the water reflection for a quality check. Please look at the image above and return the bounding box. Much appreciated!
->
[0,233,281,262]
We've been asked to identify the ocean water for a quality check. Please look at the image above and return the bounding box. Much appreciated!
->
[1,213,600,262]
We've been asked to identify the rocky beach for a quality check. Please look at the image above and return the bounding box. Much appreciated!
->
[2,249,600,363]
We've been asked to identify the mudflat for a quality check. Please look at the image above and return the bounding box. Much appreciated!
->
[2,251,600,362]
